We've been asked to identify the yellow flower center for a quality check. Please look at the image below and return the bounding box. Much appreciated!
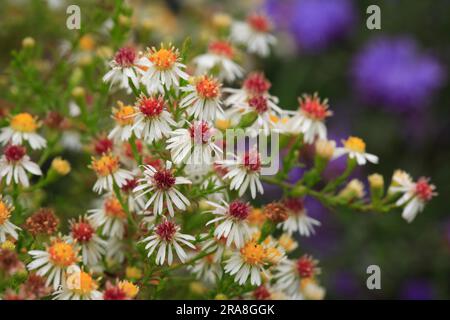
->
[91,155,119,177]
[0,201,12,225]
[118,280,139,298]
[343,136,366,153]
[240,241,266,265]
[149,48,178,70]
[10,113,38,133]
[66,271,98,295]
[79,35,95,51]
[51,157,71,175]
[195,76,220,99]
[265,246,283,264]
[114,104,135,126]
[48,241,78,267]
[104,197,127,219]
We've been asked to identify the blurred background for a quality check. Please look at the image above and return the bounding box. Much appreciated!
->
[0,0,448,299]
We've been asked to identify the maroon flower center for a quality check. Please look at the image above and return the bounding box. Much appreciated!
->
[247,14,270,33]
[114,47,136,67]
[189,121,211,144]
[248,95,268,114]
[155,220,177,242]
[153,169,176,190]
[253,285,271,300]
[103,286,127,300]
[296,255,317,278]
[94,137,114,155]
[243,151,261,172]
[283,198,304,215]
[228,200,251,220]
[415,178,434,201]
[71,221,94,242]
[4,145,26,162]
[243,72,271,95]
[139,96,165,117]
[121,178,138,193]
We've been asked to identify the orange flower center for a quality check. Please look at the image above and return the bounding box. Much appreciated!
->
[0,201,12,225]
[149,48,178,70]
[104,197,126,219]
[114,105,135,126]
[48,241,77,267]
[66,271,98,295]
[91,155,120,177]
[195,76,220,99]
[240,241,266,265]
[10,113,38,132]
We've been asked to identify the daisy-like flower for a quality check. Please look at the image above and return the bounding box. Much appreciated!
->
[225,72,273,105]
[167,121,222,165]
[27,238,79,290]
[68,217,106,267]
[88,195,127,238]
[0,196,20,243]
[390,175,437,223]
[205,200,252,248]
[138,44,189,94]
[89,153,133,194]
[131,94,176,143]
[231,13,276,57]
[274,255,320,295]
[140,219,195,265]
[180,75,224,121]
[218,149,264,199]
[120,177,145,213]
[108,101,135,142]
[244,95,283,137]
[103,46,139,93]
[53,266,102,300]
[193,40,244,82]
[287,93,333,144]
[224,240,268,286]
[189,253,223,284]
[333,136,379,165]
[277,198,321,237]
[0,144,42,187]
[105,236,126,263]
[0,113,47,150]
[133,161,192,216]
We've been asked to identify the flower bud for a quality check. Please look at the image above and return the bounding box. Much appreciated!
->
[338,179,365,201]
[368,173,384,189]
[215,293,228,300]
[22,37,35,48]
[212,13,232,29]
[315,139,335,160]
[126,266,142,280]
[263,202,288,223]
[190,281,207,295]
[71,86,85,99]
[301,279,326,300]
[51,157,71,175]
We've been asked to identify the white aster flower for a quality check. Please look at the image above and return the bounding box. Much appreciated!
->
[180,75,224,121]
[0,144,42,187]
[131,94,176,144]
[193,40,243,83]
[108,101,135,142]
[27,238,79,290]
[141,219,195,265]
[52,265,102,300]
[0,196,20,243]
[103,46,140,93]
[167,121,222,165]
[133,161,192,216]
[205,199,252,248]
[137,44,189,94]
[333,136,379,166]
[230,13,276,57]
[87,195,127,239]
[390,175,437,223]
[89,153,133,194]
[277,198,321,237]
[0,113,47,150]
[218,149,264,199]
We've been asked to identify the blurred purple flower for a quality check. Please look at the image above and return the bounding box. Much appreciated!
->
[265,0,356,52]
[400,279,436,300]
[352,37,445,112]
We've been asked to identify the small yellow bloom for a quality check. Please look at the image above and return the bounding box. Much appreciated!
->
[212,13,232,29]
[79,34,95,51]
[1,240,15,250]
[368,173,384,189]
[71,86,85,98]
[315,139,335,160]
[10,113,39,133]
[343,136,366,153]
[214,293,228,300]
[51,157,71,176]
[118,280,139,298]
[215,119,231,130]
[339,179,365,200]
[22,37,35,48]
[126,266,143,280]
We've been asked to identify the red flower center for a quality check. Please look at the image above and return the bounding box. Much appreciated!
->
[213,162,228,177]
[253,285,271,300]
[248,95,268,114]
[114,47,136,67]
[283,198,304,215]
[155,220,177,242]
[153,169,176,190]
[228,200,251,220]
[121,178,138,193]
[296,255,318,278]
[300,96,329,120]
[94,137,114,155]
[103,286,127,300]
[4,145,26,162]
[247,14,271,33]
[208,41,234,59]
[139,96,165,117]
[243,151,261,172]
[71,221,94,242]
[415,178,434,201]
[243,72,271,95]
[189,121,211,144]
